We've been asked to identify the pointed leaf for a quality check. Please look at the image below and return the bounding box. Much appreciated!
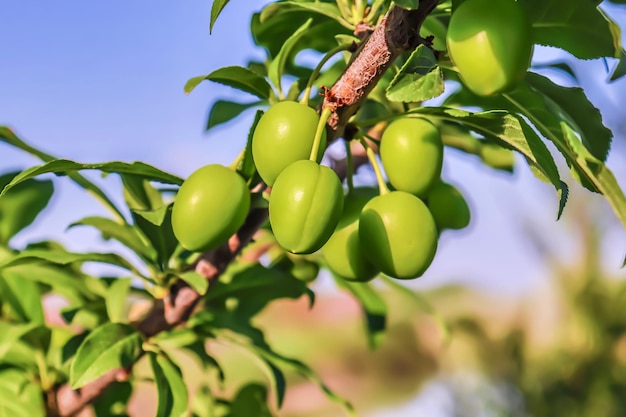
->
[268,19,313,95]
[229,384,274,417]
[149,351,188,417]
[92,381,133,417]
[260,2,348,28]
[523,0,621,59]
[0,173,53,244]
[0,159,182,199]
[526,72,612,162]
[0,273,44,323]
[410,107,568,218]
[206,100,263,132]
[237,336,356,417]
[121,175,165,212]
[175,271,209,295]
[69,216,156,263]
[70,323,143,389]
[239,110,264,181]
[386,45,444,103]
[0,369,44,417]
[105,278,132,323]
[210,0,231,33]
[0,250,148,280]
[185,66,273,99]
[0,127,126,222]
[132,205,178,270]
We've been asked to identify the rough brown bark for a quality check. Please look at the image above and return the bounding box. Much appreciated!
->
[323,1,439,140]
[48,2,440,415]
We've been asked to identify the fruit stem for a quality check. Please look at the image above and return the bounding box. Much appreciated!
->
[309,107,332,161]
[345,140,355,193]
[359,138,389,195]
[228,148,246,171]
[301,43,353,106]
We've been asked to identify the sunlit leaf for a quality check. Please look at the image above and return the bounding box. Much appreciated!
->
[70,323,143,389]
[386,45,444,102]
[210,0,231,33]
[523,0,621,59]
[149,351,188,417]
[185,66,273,99]
[0,172,53,245]
[0,159,182,199]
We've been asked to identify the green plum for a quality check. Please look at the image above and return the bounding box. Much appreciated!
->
[359,191,438,279]
[323,187,379,282]
[172,164,250,252]
[427,181,471,231]
[269,160,343,254]
[252,101,326,186]
[446,0,533,96]
[380,117,443,197]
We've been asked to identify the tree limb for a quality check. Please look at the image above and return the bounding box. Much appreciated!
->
[49,2,440,415]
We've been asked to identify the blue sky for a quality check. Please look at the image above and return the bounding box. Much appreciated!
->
[1,1,625,295]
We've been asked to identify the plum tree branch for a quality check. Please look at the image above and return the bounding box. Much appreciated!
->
[49,2,440,415]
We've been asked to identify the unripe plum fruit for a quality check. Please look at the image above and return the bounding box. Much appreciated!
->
[172,164,250,252]
[269,160,343,254]
[446,0,533,96]
[359,191,438,279]
[323,187,379,282]
[427,181,471,231]
[380,117,443,197]
[252,101,326,186]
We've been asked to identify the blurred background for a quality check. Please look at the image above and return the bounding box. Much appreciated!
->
[2,1,626,416]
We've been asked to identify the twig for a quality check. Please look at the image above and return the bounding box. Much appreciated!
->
[49,3,440,415]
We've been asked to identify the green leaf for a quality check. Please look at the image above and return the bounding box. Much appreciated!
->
[210,0,231,33]
[205,263,314,318]
[268,19,313,96]
[0,249,148,281]
[610,49,626,81]
[523,0,621,59]
[175,271,209,296]
[0,127,126,222]
[0,368,45,417]
[410,107,568,218]
[149,351,188,417]
[207,100,263,132]
[232,335,356,417]
[437,121,515,173]
[0,323,51,361]
[121,175,165,212]
[1,264,92,305]
[334,278,387,349]
[239,110,264,182]
[0,173,53,245]
[185,66,273,100]
[133,205,169,227]
[105,278,132,323]
[228,384,274,417]
[92,381,133,417]
[151,328,225,380]
[386,45,444,103]
[69,216,157,263]
[70,323,143,389]
[131,205,178,272]
[0,159,182,199]
[525,72,612,161]
[472,79,626,233]
[0,273,44,323]
[260,2,349,29]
